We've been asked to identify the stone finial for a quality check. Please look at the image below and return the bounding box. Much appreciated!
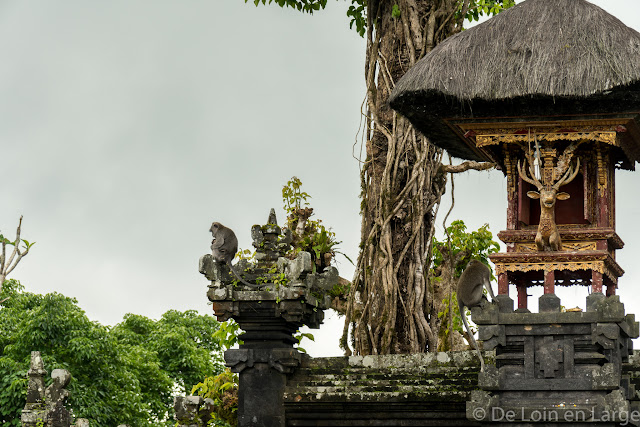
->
[45,368,72,427]
[174,395,203,422]
[74,419,90,427]
[26,351,46,404]
[47,369,71,402]
[174,396,214,426]
[267,208,278,226]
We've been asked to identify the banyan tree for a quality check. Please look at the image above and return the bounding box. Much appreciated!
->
[345,0,640,355]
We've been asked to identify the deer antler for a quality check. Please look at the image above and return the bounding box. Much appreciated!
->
[517,159,542,189]
[553,158,581,190]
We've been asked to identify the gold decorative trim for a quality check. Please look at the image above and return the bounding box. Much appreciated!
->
[497,229,624,249]
[504,149,516,196]
[494,260,617,283]
[562,241,598,251]
[476,131,618,147]
[514,241,597,253]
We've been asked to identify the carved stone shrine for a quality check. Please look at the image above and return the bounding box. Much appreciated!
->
[469,293,639,425]
[199,209,339,427]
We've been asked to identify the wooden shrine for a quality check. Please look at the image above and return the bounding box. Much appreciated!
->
[388,0,640,311]
[450,116,638,310]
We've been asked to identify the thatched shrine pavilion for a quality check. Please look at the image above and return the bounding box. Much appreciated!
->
[387,0,640,424]
[390,0,640,310]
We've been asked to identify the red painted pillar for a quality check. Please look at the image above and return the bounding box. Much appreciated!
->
[544,270,555,294]
[517,282,528,310]
[498,272,509,295]
[592,271,603,294]
[606,282,616,296]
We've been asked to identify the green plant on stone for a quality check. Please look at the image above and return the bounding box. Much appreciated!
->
[431,220,499,351]
[293,331,315,354]
[328,282,350,299]
[234,249,254,262]
[191,369,238,427]
[212,320,243,350]
[281,177,352,270]
[437,291,473,343]
[282,176,311,214]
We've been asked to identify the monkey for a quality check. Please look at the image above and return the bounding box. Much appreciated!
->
[457,259,495,372]
[209,222,257,287]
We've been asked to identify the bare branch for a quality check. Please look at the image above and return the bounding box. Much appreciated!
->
[457,0,472,31]
[440,161,496,174]
[0,216,32,293]
[4,216,23,269]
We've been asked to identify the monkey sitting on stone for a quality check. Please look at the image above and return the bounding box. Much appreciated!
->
[210,222,257,287]
[457,259,495,372]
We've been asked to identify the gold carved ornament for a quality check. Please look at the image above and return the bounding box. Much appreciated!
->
[475,131,617,147]
[494,260,617,284]
[596,145,608,197]
[514,242,597,253]
[504,149,517,196]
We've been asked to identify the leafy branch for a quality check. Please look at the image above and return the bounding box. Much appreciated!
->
[282,176,352,270]
[244,0,515,38]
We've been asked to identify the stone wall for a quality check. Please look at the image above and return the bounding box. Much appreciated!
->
[283,351,484,426]
[280,350,640,426]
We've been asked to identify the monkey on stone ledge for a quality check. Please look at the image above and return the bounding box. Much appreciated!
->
[457,259,495,372]
[210,222,256,288]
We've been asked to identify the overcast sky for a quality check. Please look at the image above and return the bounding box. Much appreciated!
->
[1,1,639,357]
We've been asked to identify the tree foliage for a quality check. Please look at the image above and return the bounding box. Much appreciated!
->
[191,368,239,427]
[282,176,351,271]
[0,280,225,426]
[431,220,499,279]
[246,0,515,37]
[430,221,499,351]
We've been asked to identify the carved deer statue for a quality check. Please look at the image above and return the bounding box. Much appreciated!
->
[517,157,581,251]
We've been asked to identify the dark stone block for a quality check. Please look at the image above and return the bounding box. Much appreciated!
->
[494,294,514,313]
[587,292,606,312]
[538,293,561,312]
[597,295,627,322]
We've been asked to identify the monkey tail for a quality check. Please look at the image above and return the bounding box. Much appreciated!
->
[229,263,261,288]
[459,299,485,372]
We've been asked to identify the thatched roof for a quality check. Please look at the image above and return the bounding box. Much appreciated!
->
[389,0,640,162]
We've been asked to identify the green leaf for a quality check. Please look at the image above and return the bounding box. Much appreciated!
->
[391,4,401,18]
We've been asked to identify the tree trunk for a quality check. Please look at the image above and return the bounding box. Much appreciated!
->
[341,0,470,355]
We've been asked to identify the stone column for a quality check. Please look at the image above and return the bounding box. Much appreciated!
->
[21,352,47,427]
[227,347,301,427]
[215,297,319,427]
